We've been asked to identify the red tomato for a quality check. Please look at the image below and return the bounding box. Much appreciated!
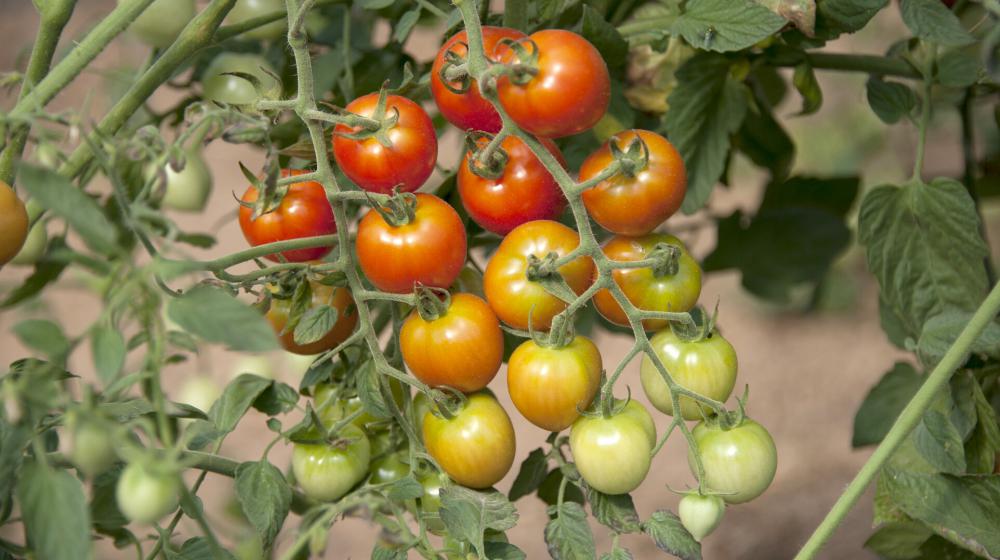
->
[483,220,594,331]
[266,281,357,355]
[593,233,702,330]
[507,336,602,432]
[496,29,610,138]
[400,293,503,393]
[458,135,566,235]
[356,193,467,293]
[431,26,527,133]
[238,169,336,263]
[580,130,686,236]
[332,93,437,194]
[422,391,515,489]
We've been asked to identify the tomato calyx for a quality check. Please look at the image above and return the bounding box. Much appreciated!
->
[238,162,286,219]
[365,190,417,227]
[424,386,468,421]
[496,37,540,86]
[333,86,401,149]
[647,242,681,277]
[413,285,452,322]
[669,305,716,343]
[608,132,651,178]
[438,45,472,95]
[464,131,509,180]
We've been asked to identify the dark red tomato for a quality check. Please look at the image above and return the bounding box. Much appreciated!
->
[266,281,357,355]
[356,193,467,293]
[496,29,610,138]
[332,93,437,194]
[238,169,336,262]
[431,26,527,133]
[458,135,566,235]
[580,130,686,236]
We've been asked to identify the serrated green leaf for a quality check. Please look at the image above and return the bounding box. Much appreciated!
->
[371,545,407,560]
[167,285,279,351]
[672,0,786,52]
[388,475,425,501]
[853,362,922,447]
[793,62,822,115]
[293,305,337,346]
[18,462,93,560]
[13,319,69,361]
[393,8,420,44]
[509,448,549,501]
[90,465,127,530]
[965,379,1000,474]
[864,521,932,559]
[586,486,641,534]
[235,461,291,551]
[815,0,887,38]
[484,541,526,560]
[210,374,273,435]
[283,280,313,336]
[441,486,519,557]
[866,78,917,124]
[917,311,1000,367]
[644,510,701,560]
[545,501,596,560]
[735,102,794,182]
[912,408,966,474]
[91,326,125,384]
[252,381,300,416]
[937,48,981,88]
[356,360,391,420]
[580,6,628,68]
[899,0,974,46]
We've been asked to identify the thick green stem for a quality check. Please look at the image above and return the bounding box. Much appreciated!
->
[794,280,1000,559]
[772,52,921,80]
[911,46,936,182]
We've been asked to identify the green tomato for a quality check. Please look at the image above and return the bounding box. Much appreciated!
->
[688,418,777,504]
[569,401,655,495]
[67,418,117,478]
[678,493,725,541]
[291,425,371,502]
[124,0,196,48]
[369,453,408,485]
[417,471,448,534]
[116,462,181,524]
[226,0,287,40]
[640,328,738,420]
[201,53,280,106]
[177,375,220,414]
[155,150,212,212]
[314,380,406,432]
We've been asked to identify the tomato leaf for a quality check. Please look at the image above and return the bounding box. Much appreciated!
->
[13,319,69,362]
[356,360,392,420]
[852,362,922,447]
[544,501,596,560]
[912,406,966,475]
[917,311,1000,367]
[167,285,280,352]
[210,374,274,435]
[866,77,917,124]
[0,236,69,309]
[165,537,237,560]
[387,475,424,501]
[965,378,1000,474]
[0,421,30,522]
[440,486,519,557]
[898,0,974,46]
[733,102,794,182]
[17,462,93,560]
[579,6,628,69]
[252,381,300,416]
[586,486,641,534]
[864,521,933,559]
[600,546,634,560]
[538,469,585,508]
[644,510,702,560]
[814,0,887,39]
[509,448,549,501]
[937,49,981,88]
[484,541,527,560]
[792,62,822,115]
[393,8,420,44]
[293,305,337,346]
[235,461,292,551]
[671,0,786,52]
[371,545,408,560]
[91,325,126,385]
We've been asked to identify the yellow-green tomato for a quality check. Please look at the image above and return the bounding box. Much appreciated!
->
[507,336,602,432]
[66,418,117,478]
[0,181,28,267]
[678,493,725,541]
[291,425,371,502]
[201,53,280,105]
[125,0,196,48]
[639,328,737,420]
[177,375,221,414]
[688,418,777,504]
[369,453,408,485]
[116,462,181,524]
[569,401,655,495]
[422,392,515,489]
[157,150,212,212]
[226,0,287,40]
[10,219,46,265]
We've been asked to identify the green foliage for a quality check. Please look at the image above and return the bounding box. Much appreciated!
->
[853,362,922,447]
[17,462,93,560]
[167,286,280,351]
[544,502,596,560]
[644,510,701,560]
[671,0,786,52]
[234,460,291,551]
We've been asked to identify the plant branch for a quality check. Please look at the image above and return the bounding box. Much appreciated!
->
[770,52,921,80]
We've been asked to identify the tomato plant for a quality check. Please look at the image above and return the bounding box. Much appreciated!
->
[507,335,602,431]
[292,425,372,502]
[688,418,777,505]
[238,169,336,263]
[266,281,357,355]
[422,391,516,489]
[640,326,737,420]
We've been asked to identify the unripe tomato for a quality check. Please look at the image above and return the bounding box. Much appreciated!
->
[418,471,448,534]
[569,401,655,495]
[678,493,725,542]
[496,30,610,138]
[238,169,337,263]
[457,135,567,235]
[423,392,515,489]
[116,462,181,524]
[370,453,409,484]
[0,181,29,267]
[177,375,221,414]
[580,130,686,236]
[10,201,46,266]
[226,0,287,40]
[356,193,466,293]
[507,336,602,432]
[202,53,281,106]
[689,418,777,504]
[400,293,503,393]
[314,381,406,432]
[640,328,737,420]
[292,425,371,501]
[592,233,701,330]
[154,149,212,212]
[483,220,595,331]
[431,26,527,133]
[332,93,437,194]
[124,0,195,49]
[66,418,117,478]
[266,282,357,355]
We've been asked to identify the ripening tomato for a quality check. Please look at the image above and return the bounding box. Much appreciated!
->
[483,220,595,331]
[292,425,371,502]
[332,93,437,194]
[400,293,503,393]
[116,462,181,524]
[580,130,686,236]
[226,0,287,41]
[689,418,777,504]
[496,29,610,138]
[431,26,527,133]
[507,336,602,432]
[356,193,466,293]
[679,494,725,542]
[125,0,195,48]
[0,181,28,267]
[640,327,737,420]
[569,400,655,495]
[266,282,357,355]
[423,392,515,489]
[238,169,336,263]
[202,52,281,105]
[458,135,566,235]
[152,149,212,212]
[592,233,702,330]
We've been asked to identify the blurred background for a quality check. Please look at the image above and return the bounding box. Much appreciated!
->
[1,0,997,558]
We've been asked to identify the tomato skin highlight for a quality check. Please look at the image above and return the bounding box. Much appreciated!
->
[496,29,610,138]
[0,181,29,267]
[292,425,371,502]
[400,293,503,393]
[238,169,336,263]
[640,328,737,420]
[422,392,516,489]
[369,453,409,484]
[226,0,287,40]
[580,130,686,236]
[569,401,655,495]
[458,135,567,235]
[266,282,357,355]
[688,418,777,504]
[332,93,437,194]
[202,53,281,106]
[507,336,602,432]
[157,149,212,212]
[483,220,595,331]
[593,233,702,330]
[116,462,181,524]
[678,494,725,542]
[356,193,467,293]
[431,26,527,133]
